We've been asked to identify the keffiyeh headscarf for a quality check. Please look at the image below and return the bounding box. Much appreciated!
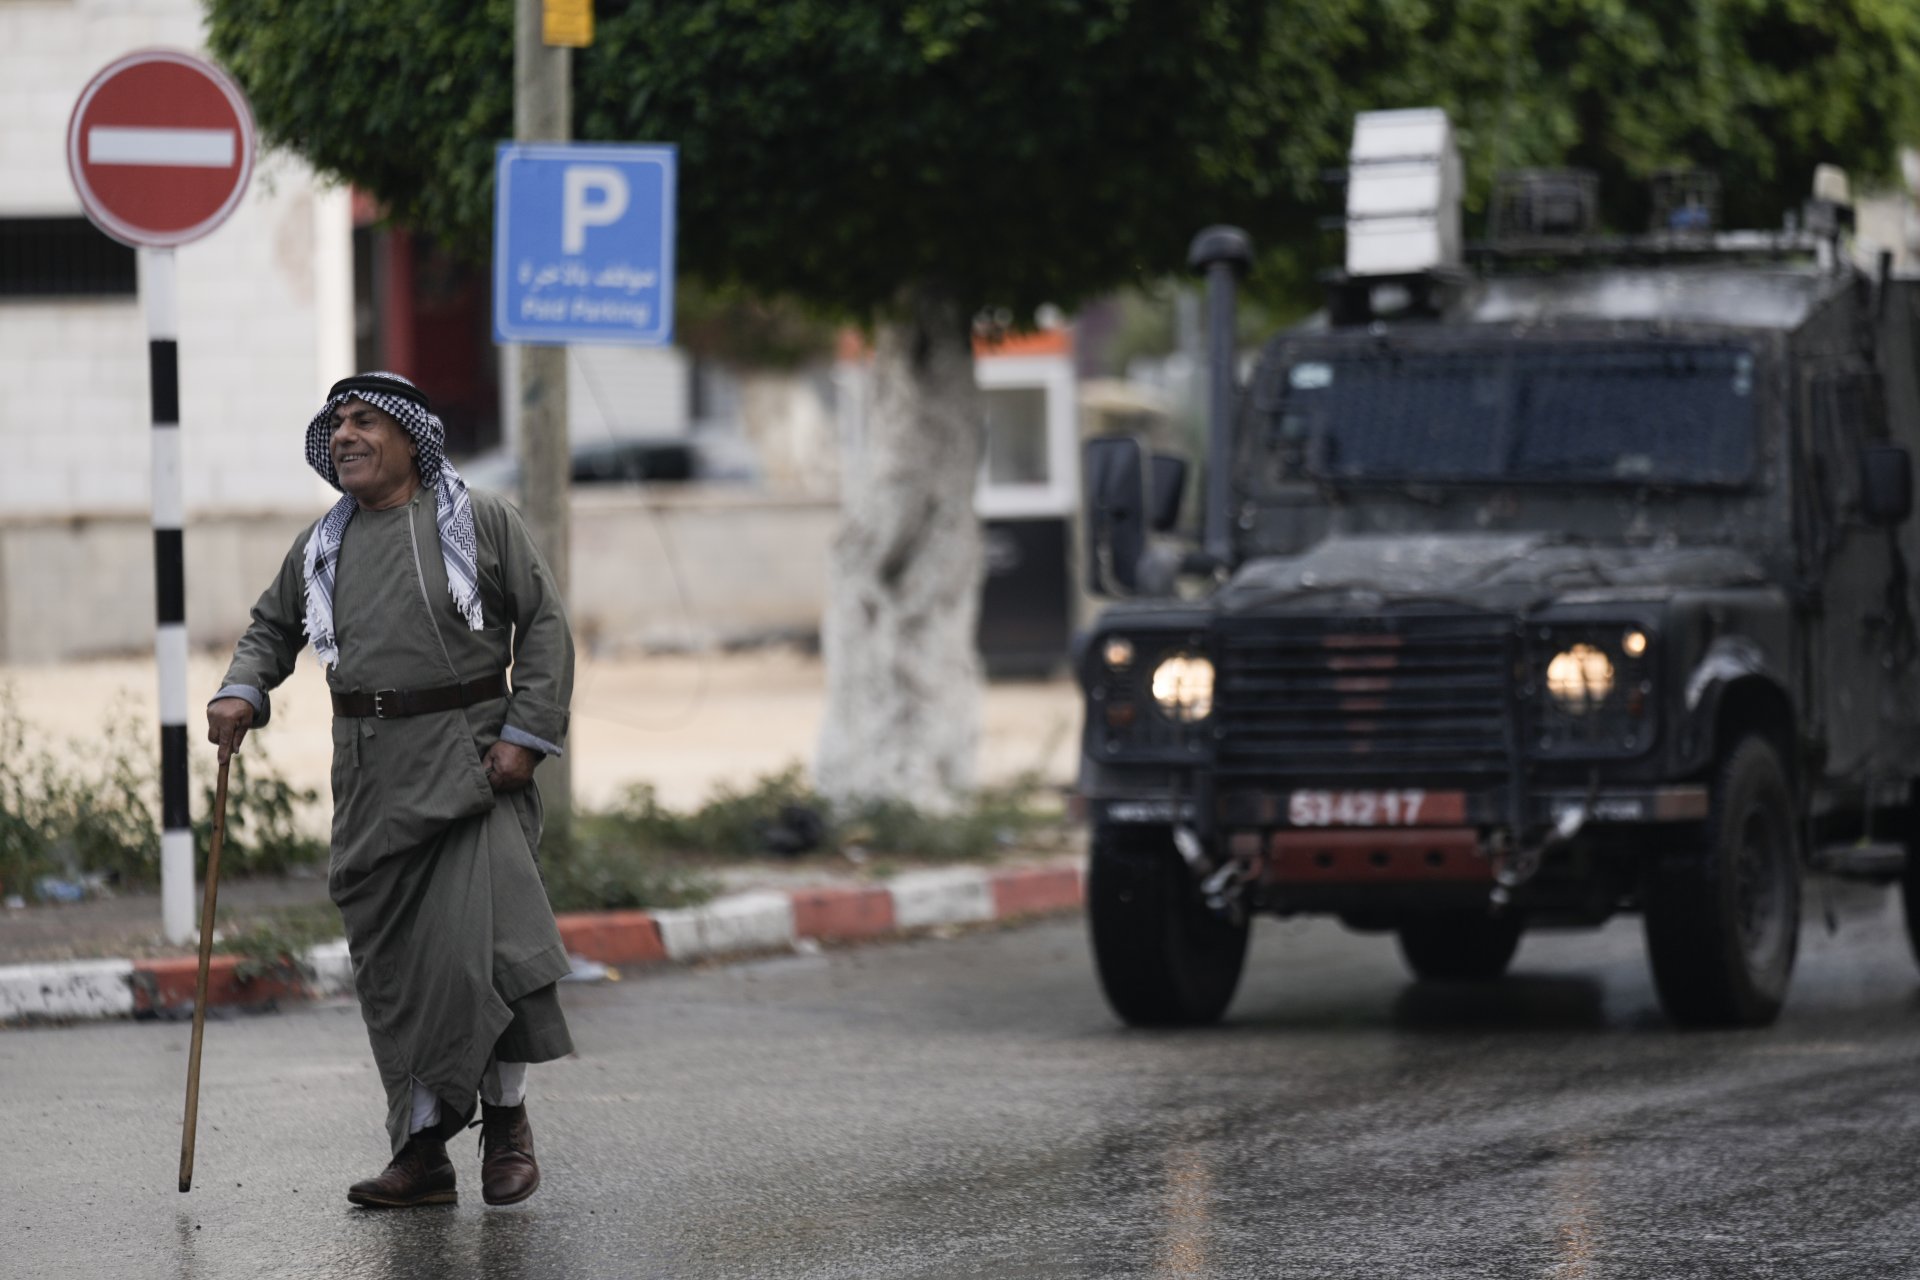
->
[301,371,482,667]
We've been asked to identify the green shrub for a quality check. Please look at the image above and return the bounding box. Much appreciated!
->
[214,902,342,985]
[0,688,324,898]
[663,765,826,856]
[0,691,157,896]
[539,821,716,913]
[838,772,1055,862]
[553,763,1059,870]
[585,766,826,858]
[193,752,327,879]
[59,709,163,887]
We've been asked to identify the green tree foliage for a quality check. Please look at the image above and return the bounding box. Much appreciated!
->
[1347,0,1920,236]
[208,0,1920,317]
[207,0,1362,318]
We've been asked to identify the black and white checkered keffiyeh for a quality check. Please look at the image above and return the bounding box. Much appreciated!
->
[300,371,482,667]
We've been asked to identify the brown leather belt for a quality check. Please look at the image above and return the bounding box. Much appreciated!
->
[331,672,508,720]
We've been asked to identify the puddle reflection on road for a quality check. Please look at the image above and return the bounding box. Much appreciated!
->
[1154,1142,1216,1278]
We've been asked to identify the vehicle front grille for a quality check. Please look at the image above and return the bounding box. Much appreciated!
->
[1213,613,1517,783]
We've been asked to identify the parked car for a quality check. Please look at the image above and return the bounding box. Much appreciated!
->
[458,433,758,495]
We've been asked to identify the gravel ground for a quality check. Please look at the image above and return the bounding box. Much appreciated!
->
[2,646,1079,813]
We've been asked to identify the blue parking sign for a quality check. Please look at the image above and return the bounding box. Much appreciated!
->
[493,142,677,346]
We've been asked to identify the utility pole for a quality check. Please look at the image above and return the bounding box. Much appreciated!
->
[515,0,574,846]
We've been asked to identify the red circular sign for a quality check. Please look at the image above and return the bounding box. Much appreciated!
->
[66,49,256,249]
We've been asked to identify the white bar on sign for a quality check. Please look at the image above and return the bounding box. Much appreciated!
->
[89,126,235,168]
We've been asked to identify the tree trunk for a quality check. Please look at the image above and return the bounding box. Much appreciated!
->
[816,286,984,813]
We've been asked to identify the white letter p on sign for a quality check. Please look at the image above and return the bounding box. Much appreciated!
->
[562,166,630,254]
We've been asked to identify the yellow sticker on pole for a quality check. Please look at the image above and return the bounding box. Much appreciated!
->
[544,0,593,47]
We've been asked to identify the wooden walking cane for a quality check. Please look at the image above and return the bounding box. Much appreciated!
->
[178,753,231,1193]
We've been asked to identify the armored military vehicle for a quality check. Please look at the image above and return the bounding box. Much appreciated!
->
[1078,108,1920,1028]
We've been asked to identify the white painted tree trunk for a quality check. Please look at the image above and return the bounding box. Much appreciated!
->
[816,288,984,813]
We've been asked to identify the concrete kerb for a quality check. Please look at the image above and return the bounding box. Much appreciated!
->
[0,959,135,1021]
[889,867,998,930]
[307,938,354,997]
[0,859,1086,1025]
[651,891,797,962]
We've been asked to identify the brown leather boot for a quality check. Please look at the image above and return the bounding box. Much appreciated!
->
[477,1101,540,1206]
[346,1134,457,1208]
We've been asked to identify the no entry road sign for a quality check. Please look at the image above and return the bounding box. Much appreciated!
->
[494,142,677,346]
[64,49,259,947]
[67,49,256,249]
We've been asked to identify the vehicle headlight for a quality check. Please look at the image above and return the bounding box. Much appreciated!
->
[1545,643,1614,712]
[1151,653,1214,722]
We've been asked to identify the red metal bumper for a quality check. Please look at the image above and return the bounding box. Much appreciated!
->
[1254,827,1492,885]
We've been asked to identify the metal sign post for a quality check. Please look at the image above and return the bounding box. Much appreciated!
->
[67,49,256,942]
[493,137,677,845]
[144,248,193,943]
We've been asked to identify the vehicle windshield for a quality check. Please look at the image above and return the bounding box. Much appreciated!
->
[1264,341,1758,487]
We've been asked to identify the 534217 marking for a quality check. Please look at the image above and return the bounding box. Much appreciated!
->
[1286,790,1441,827]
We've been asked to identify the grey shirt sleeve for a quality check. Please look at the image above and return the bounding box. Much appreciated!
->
[213,526,314,729]
[487,498,574,757]
[500,723,563,758]
[212,684,267,716]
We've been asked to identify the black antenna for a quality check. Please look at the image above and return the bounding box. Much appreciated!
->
[1490,4,1524,183]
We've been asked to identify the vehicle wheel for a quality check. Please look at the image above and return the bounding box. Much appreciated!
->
[1087,826,1250,1027]
[1397,912,1523,981]
[1898,832,1920,971]
[1643,736,1801,1028]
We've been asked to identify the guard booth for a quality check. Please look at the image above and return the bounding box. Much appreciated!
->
[975,330,1079,676]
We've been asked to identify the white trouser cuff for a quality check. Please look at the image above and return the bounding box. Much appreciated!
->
[482,1059,528,1107]
[408,1078,441,1134]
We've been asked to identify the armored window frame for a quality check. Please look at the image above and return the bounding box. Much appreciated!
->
[1250,336,1761,491]
[1801,361,1880,530]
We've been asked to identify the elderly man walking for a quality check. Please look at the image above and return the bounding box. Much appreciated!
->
[207,371,574,1208]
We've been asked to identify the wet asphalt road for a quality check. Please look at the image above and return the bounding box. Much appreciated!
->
[8,884,1920,1279]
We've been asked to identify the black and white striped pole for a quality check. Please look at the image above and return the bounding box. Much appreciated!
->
[145,249,195,942]
[67,50,256,943]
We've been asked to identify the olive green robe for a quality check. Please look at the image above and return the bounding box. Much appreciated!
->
[220,488,575,1153]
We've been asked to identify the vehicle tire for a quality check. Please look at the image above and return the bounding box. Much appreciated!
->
[1087,826,1250,1027]
[1396,912,1523,981]
[1643,736,1801,1028]
[1898,831,1920,971]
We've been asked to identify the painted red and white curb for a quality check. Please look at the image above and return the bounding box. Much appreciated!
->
[0,860,1085,1023]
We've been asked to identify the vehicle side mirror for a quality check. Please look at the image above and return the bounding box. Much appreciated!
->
[1862,443,1913,525]
[1148,454,1187,532]
[1083,436,1148,595]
